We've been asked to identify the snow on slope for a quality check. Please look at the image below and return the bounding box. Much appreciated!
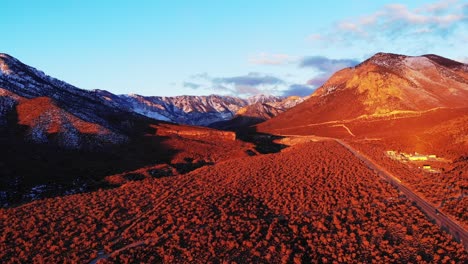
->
[115,94,285,126]
[211,95,306,130]
[0,53,155,147]
[258,52,468,133]
[0,53,298,130]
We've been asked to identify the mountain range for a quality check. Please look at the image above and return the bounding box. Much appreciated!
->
[211,95,305,130]
[0,53,298,205]
[1,52,468,262]
[1,52,467,204]
[102,92,287,126]
[258,52,468,156]
[0,53,301,147]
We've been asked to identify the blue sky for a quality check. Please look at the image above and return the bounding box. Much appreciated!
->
[2,0,467,97]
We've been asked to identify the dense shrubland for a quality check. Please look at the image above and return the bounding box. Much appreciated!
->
[351,140,467,228]
[1,141,466,263]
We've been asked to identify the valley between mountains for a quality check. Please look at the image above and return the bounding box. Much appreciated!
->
[0,52,467,263]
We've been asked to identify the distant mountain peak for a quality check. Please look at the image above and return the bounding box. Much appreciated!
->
[113,93,286,126]
[0,53,13,60]
[258,52,468,132]
[361,52,467,71]
[369,52,405,59]
[360,52,409,69]
[247,94,282,104]
[210,96,305,130]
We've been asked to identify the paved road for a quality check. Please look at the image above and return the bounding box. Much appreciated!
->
[334,139,468,251]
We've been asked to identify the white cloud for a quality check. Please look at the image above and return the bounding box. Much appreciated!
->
[310,0,466,46]
[184,72,287,97]
[419,0,458,13]
[413,27,433,34]
[337,22,364,34]
[307,34,324,41]
[248,53,297,65]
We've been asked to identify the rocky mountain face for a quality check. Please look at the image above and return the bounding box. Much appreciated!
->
[0,53,291,146]
[0,53,153,148]
[99,93,284,126]
[211,96,305,130]
[258,53,468,132]
[0,53,246,206]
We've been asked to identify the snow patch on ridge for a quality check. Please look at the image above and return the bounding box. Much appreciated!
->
[0,61,12,75]
[132,106,172,122]
[404,57,434,70]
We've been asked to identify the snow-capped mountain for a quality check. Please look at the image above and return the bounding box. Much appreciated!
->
[258,53,468,133]
[246,94,283,104]
[121,94,249,126]
[93,92,285,126]
[0,53,296,143]
[211,96,305,130]
[0,53,156,147]
[0,53,251,206]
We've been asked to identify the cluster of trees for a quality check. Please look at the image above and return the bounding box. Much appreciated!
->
[1,141,466,263]
[351,140,467,228]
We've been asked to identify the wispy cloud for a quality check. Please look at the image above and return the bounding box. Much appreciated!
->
[183,82,201,89]
[282,84,315,97]
[184,72,286,97]
[306,75,333,87]
[310,0,466,47]
[248,53,297,65]
[343,1,464,34]
[190,72,210,80]
[300,56,359,72]
[383,3,464,25]
[300,56,359,87]
[213,72,284,86]
[185,53,361,97]
[307,34,324,41]
[184,71,326,97]
[418,0,459,13]
[213,72,284,96]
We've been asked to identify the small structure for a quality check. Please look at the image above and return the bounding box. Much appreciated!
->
[408,155,428,161]
[423,165,431,170]
[386,151,440,163]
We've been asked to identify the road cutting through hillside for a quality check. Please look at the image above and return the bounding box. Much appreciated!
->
[279,135,468,250]
[335,139,468,250]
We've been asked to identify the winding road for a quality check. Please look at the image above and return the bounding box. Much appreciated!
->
[334,139,468,250]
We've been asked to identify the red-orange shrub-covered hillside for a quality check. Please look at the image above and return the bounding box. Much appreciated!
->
[258,53,468,134]
[0,54,256,206]
[1,141,466,263]
[255,53,468,250]
[1,50,467,263]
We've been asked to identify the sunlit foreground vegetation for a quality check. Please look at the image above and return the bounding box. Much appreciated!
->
[1,141,466,263]
[353,141,467,229]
